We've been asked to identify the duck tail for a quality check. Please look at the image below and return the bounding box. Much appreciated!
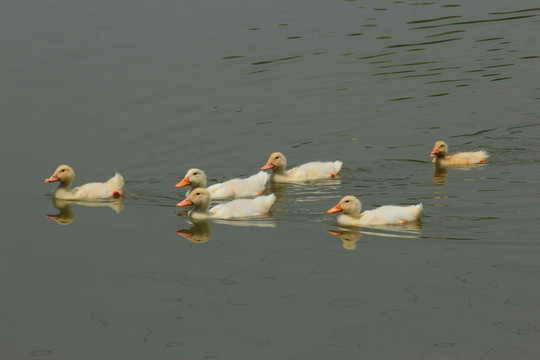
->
[107,172,125,194]
[250,171,270,185]
[413,203,423,219]
[334,161,343,174]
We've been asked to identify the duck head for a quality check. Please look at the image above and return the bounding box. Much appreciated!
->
[261,152,287,171]
[176,168,207,188]
[430,141,448,158]
[327,195,362,217]
[45,165,75,187]
[176,187,211,212]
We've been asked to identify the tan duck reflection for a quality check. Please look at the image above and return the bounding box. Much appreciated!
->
[45,199,75,225]
[177,220,212,244]
[432,162,487,186]
[45,197,124,225]
[328,229,361,250]
[432,166,448,185]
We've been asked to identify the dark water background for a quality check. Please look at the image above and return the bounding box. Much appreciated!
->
[2,1,540,359]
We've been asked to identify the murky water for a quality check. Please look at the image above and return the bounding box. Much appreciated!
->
[2,1,540,359]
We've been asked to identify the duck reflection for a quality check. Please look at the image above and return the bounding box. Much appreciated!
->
[176,217,276,244]
[432,166,448,185]
[432,162,488,186]
[177,220,211,243]
[328,221,423,249]
[268,181,288,201]
[212,218,276,228]
[327,229,362,250]
[45,199,75,225]
[45,197,124,225]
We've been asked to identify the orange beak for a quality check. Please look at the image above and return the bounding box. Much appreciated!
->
[176,196,193,207]
[430,147,439,157]
[176,229,194,241]
[45,174,59,183]
[327,230,341,237]
[175,177,191,188]
[327,203,342,214]
[261,162,273,170]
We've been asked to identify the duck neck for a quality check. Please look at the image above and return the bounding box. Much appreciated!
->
[348,208,361,219]
[272,164,287,175]
[433,153,448,165]
[436,151,448,160]
[57,178,73,191]
[190,198,211,217]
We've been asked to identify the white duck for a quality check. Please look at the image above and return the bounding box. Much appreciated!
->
[327,195,423,226]
[431,140,489,166]
[177,188,276,220]
[45,164,124,200]
[175,168,268,199]
[261,152,342,182]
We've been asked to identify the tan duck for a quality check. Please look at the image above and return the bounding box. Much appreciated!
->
[431,140,488,166]
[45,165,124,200]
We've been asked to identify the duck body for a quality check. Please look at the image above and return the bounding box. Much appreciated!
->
[431,140,488,166]
[176,169,268,199]
[328,195,422,226]
[177,188,275,220]
[261,152,342,182]
[208,171,269,199]
[336,204,424,226]
[45,165,124,200]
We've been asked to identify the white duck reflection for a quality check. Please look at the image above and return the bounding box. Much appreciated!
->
[177,220,212,243]
[45,197,124,225]
[328,221,423,250]
[176,216,276,244]
[327,229,362,250]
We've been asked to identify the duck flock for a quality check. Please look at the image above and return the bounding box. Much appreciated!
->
[44,140,488,227]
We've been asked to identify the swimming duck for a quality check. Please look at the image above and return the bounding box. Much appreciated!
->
[431,140,489,166]
[177,188,275,220]
[261,152,342,182]
[45,165,124,200]
[327,195,422,226]
[175,168,268,199]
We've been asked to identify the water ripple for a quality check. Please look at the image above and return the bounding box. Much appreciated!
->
[409,14,538,30]
[387,37,463,48]
[251,55,303,66]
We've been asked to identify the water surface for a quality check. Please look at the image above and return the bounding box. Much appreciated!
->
[1,1,540,359]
